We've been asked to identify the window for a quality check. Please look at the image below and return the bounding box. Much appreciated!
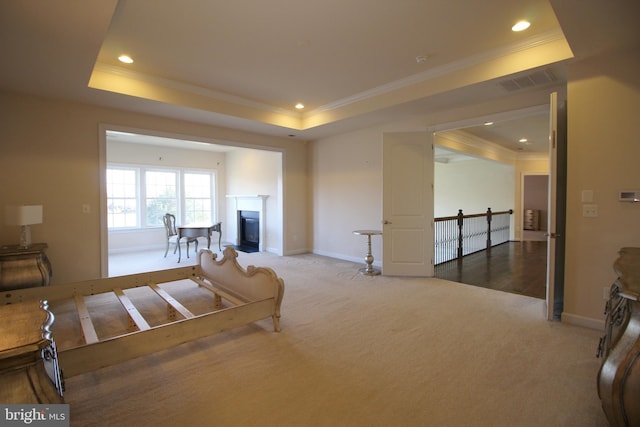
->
[106,168,138,228]
[145,170,177,227]
[184,172,212,223]
[107,165,215,229]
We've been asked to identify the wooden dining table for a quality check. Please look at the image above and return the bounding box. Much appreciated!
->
[177,222,222,262]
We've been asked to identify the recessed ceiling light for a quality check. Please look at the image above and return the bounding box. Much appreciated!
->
[484,121,494,126]
[519,138,529,143]
[295,103,304,109]
[416,55,429,64]
[512,20,531,32]
[118,55,134,64]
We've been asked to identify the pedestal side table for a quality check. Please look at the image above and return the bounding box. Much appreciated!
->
[353,230,382,276]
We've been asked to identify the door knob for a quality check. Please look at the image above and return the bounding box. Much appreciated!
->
[382,220,392,224]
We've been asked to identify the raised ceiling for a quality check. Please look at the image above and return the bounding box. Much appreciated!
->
[1,1,638,148]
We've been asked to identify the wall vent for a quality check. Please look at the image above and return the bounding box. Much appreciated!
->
[498,69,557,92]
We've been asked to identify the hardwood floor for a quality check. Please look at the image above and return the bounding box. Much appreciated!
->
[434,240,547,299]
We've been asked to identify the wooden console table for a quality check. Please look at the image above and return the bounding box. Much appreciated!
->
[0,243,51,291]
[0,300,64,403]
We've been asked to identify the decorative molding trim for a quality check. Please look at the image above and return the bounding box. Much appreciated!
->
[93,63,301,119]
[561,312,604,330]
[92,29,566,127]
[308,29,567,114]
[437,129,518,164]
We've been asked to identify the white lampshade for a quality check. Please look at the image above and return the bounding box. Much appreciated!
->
[5,205,43,226]
[5,205,43,248]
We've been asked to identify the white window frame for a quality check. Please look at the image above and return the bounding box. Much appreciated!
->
[107,163,217,230]
[106,166,140,229]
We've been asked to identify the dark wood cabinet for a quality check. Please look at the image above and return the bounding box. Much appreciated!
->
[0,243,51,291]
[597,247,640,426]
[0,300,64,403]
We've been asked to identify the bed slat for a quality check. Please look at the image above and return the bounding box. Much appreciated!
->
[73,295,99,345]
[191,277,248,306]
[148,283,195,319]
[113,288,150,331]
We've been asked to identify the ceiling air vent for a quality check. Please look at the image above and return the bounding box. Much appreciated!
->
[498,69,557,92]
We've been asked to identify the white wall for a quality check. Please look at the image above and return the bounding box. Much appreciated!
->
[311,122,518,267]
[434,159,515,218]
[106,140,227,253]
[563,47,640,326]
[311,118,431,264]
[311,128,382,263]
[0,92,307,283]
[225,149,283,254]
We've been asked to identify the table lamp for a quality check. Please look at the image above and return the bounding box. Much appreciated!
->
[5,205,43,248]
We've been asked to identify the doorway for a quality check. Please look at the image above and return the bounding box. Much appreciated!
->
[98,126,284,277]
[431,106,556,303]
[522,174,548,242]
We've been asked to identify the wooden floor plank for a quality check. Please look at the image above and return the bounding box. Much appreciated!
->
[434,241,547,299]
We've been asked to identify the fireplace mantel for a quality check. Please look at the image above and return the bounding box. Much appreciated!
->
[226,195,268,251]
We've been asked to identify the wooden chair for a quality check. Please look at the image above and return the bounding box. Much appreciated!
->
[162,213,198,259]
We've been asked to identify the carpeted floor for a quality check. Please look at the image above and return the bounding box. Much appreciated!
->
[65,250,608,426]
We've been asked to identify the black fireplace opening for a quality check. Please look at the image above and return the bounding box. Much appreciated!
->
[236,210,259,253]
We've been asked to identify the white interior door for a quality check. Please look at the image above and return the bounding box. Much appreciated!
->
[546,92,558,320]
[382,132,434,276]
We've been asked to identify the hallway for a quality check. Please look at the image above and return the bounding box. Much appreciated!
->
[435,240,547,299]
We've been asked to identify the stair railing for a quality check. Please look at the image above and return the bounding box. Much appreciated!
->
[434,208,513,265]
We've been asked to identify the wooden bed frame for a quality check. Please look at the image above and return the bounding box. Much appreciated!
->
[1,247,284,378]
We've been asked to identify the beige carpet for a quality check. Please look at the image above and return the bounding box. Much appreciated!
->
[64,251,608,426]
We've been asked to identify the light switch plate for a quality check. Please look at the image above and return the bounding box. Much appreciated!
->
[583,204,598,217]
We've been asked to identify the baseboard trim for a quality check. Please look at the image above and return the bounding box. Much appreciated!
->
[561,312,605,330]
[311,249,381,268]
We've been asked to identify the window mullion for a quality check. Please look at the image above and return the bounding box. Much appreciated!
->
[139,167,145,227]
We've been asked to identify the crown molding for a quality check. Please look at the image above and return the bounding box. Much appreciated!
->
[308,29,567,115]
[436,129,518,164]
[93,29,566,126]
[92,62,302,120]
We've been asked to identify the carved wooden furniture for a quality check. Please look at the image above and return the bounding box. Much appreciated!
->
[177,222,222,262]
[0,243,51,291]
[2,247,284,378]
[597,247,640,426]
[0,300,64,403]
[163,213,199,260]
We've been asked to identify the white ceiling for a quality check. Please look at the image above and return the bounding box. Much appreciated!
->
[1,1,638,154]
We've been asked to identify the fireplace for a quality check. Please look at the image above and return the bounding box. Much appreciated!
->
[226,194,268,252]
[237,210,260,253]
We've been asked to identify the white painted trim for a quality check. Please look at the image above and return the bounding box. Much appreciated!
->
[226,195,268,251]
[310,30,566,114]
[94,29,565,123]
[561,312,605,330]
[93,63,300,119]
[312,249,382,268]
